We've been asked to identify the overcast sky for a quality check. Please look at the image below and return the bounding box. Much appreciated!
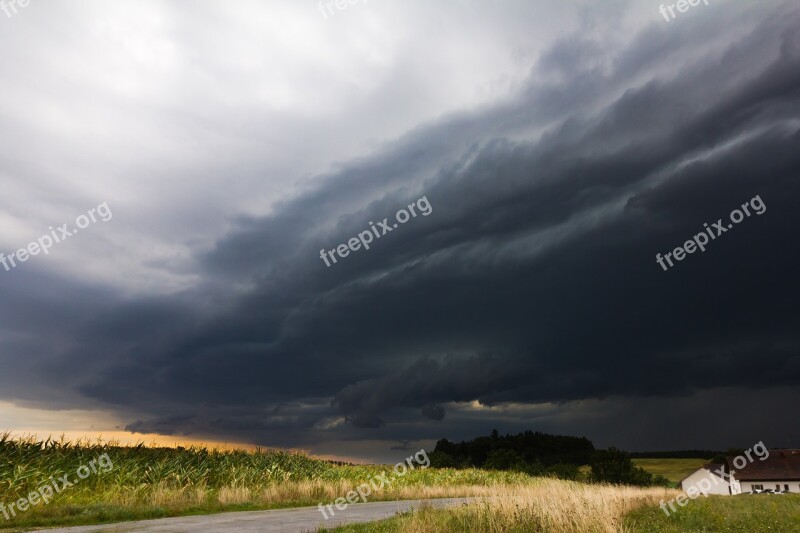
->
[1,0,799,462]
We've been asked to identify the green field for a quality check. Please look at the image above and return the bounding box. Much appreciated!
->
[576,458,710,487]
[631,458,711,485]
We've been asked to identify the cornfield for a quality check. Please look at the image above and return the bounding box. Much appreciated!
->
[0,434,532,529]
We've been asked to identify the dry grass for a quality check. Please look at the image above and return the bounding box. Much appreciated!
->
[124,480,511,510]
[217,480,503,506]
[334,479,681,533]
[470,480,679,533]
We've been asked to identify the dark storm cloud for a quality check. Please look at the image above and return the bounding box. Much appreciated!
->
[2,1,799,456]
[333,356,510,427]
[421,405,446,422]
[390,440,413,451]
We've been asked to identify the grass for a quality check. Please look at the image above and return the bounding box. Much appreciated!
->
[624,493,800,532]
[0,435,530,531]
[324,479,679,533]
[327,484,800,533]
[630,458,711,485]
[6,438,794,533]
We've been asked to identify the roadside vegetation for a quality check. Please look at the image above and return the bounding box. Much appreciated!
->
[328,483,800,533]
[326,479,678,533]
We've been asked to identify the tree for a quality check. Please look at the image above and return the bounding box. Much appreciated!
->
[429,450,459,468]
[589,448,656,486]
[545,462,580,480]
[484,448,524,470]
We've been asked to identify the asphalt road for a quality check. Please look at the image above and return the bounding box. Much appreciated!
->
[35,498,470,533]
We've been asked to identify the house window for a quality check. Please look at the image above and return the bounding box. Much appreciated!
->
[752,484,763,492]
[784,484,790,492]
[776,484,781,491]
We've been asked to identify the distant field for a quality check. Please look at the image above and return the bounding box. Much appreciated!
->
[632,458,711,485]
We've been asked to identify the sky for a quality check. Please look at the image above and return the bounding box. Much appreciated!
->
[0,0,799,463]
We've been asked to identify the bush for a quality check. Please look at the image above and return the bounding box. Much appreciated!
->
[544,462,581,480]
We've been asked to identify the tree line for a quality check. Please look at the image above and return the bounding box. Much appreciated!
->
[430,429,670,486]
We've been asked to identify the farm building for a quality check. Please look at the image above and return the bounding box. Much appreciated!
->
[680,449,800,495]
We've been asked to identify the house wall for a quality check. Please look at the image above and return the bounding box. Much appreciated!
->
[739,480,800,493]
[729,476,741,495]
[680,468,730,495]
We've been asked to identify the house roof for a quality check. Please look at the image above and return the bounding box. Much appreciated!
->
[730,449,800,481]
[678,463,725,486]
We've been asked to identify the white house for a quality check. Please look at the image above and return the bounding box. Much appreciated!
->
[680,449,800,495]
[679,463,731,495]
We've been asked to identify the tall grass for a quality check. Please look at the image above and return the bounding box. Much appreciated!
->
[330,479,681,533]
